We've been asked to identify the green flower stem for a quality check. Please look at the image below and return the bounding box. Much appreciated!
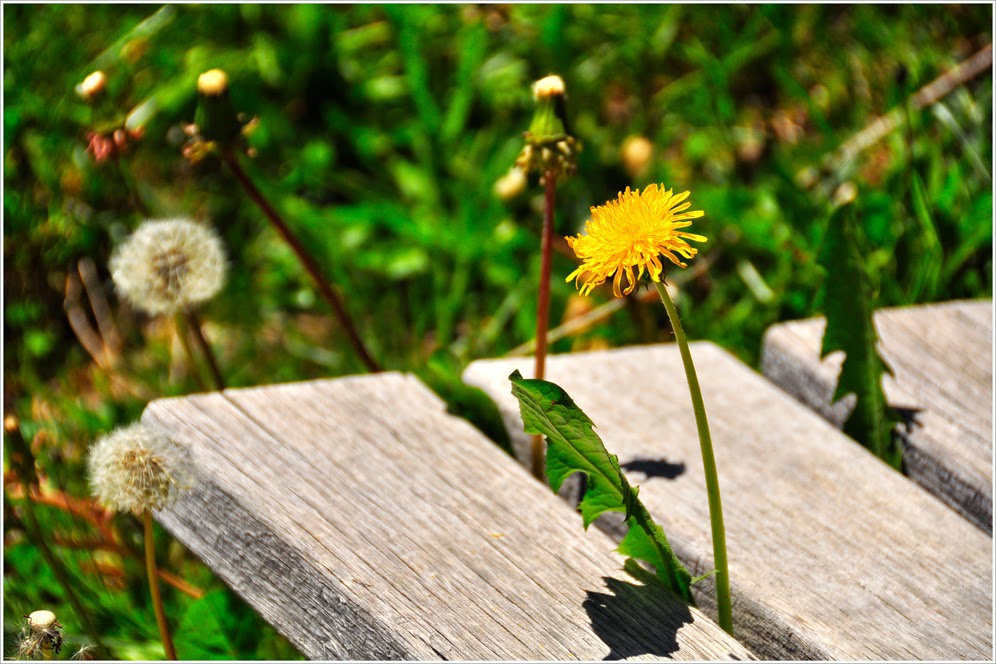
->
[654,280,733,636]
[184,309,226,391]
[220,149,382,374]
[531,170,557,479]
[144,510,177,660]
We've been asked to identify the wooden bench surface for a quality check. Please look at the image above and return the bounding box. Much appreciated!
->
[464,342,993,660]
[142,373,752,661]
[761,299,993,533]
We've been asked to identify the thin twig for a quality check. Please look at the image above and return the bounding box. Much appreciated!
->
[820,44,992,178]
[10,483,204,599]
[64,270,111,369]
[220,149,382,373]
[77,257,123,360]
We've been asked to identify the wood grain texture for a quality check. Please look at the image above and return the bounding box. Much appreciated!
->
[760,299,993,533]
[463,342,993,660]
[142,373,752,661]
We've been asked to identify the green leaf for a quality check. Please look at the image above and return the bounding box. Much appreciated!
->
[818,203,902,469]
[508,371,693,603]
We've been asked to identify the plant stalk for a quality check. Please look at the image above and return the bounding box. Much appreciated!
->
[144,511,177,660]
[531,171,557,479]
[172,313,208,390]
[654,280,733,636]
[184,309,225,391]
[220,149,382,373]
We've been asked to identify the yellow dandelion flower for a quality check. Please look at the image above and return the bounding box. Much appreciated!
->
[565,184,706,297]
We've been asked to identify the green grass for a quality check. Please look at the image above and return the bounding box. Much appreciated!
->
[3,4,991,659]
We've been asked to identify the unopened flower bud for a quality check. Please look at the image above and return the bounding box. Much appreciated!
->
[113,128,128,152]
[77,71,107,102]
[832,181,857,207]
[195,68,240,145]
[532,74,565,100]
[621,136,654,177]
[494,167,527,200]
[197,69,229,97]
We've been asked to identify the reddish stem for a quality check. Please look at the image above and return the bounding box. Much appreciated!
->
[531,171,557,478]
[221,150,382,373]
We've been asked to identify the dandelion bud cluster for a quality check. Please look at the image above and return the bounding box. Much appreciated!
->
[88,423,193,515]
[515,74,580,185]
[110,218,227,316]
[182,68,259,163]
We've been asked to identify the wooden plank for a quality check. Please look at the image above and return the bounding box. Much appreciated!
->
[142,373,752,661]
[463,343,993,660]
[760,299,993,533]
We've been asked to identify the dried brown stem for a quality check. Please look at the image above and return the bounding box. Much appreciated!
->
[64,270,111,369]
[822,44,992,176]
[9,483,205,598]
[78,257,123,360]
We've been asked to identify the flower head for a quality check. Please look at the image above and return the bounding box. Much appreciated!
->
[566,184,706,297]
[88,423,193,514]
[110,218,227,316]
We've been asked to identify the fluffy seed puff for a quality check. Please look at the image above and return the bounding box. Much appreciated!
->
[110,218,227,316]
[19,610,64,659]
[88,423,193,515]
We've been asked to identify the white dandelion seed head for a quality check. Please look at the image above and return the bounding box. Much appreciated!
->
[110,218,227,316]
[87,423,193,515]
[19,610,64,659]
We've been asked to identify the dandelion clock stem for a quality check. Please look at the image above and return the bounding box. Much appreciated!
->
[654,279,733,636]
[144,510,177,660]
[220,149,382,373]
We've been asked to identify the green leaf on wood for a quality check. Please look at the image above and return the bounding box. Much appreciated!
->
[817,203,902,469]
[508,370,694,603]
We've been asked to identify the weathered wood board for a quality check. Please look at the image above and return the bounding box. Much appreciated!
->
[760,299,993,533]
[142,373,752,661]
[464,343,993,660]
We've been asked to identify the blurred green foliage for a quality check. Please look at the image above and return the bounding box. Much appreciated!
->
[3,4,991,659]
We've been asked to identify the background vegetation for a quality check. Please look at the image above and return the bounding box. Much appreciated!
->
[4,4,991,659]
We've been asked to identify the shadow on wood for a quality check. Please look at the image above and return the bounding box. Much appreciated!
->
[584,560,692,661]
